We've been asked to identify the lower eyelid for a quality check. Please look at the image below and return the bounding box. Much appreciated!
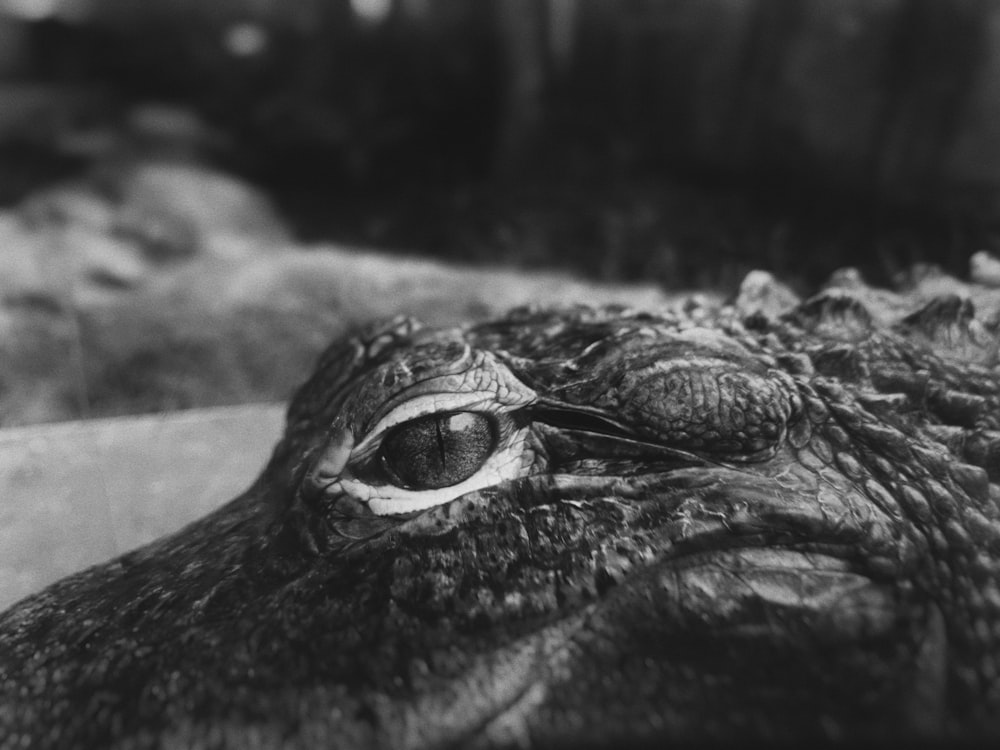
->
[339,433,531,514]
[361,395,499,447]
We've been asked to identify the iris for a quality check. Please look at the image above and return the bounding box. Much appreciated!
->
[379,411,497,490]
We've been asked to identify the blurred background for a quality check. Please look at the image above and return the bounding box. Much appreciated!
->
[6,1,1000,276]
[4,0,1000,422]
[4,0,1000,607]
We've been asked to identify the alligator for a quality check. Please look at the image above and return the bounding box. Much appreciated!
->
[2,264,1000,747]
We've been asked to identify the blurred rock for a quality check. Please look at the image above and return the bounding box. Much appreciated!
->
[1,172,706,426]
[61,246,700,426]
[5,156,290,312]
[188,244,681,323]
[971,250,1000,288]
[111,161,290,249]
[733,269,801,318]
[0,127,706,427]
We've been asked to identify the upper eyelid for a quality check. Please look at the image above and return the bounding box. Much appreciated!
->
[353,392,512,456]
[357,352,535,431]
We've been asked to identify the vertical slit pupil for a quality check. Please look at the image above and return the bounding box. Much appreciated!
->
[380,411,497,490]
[435,418,447,469]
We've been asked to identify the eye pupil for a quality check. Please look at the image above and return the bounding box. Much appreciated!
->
[380,412,497,490]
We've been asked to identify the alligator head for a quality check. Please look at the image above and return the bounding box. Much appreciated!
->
[2,270,1000,746]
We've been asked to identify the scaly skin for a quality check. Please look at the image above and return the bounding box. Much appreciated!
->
[2,266,1000,747]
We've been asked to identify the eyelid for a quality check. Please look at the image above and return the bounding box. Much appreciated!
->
[338,435,530,514]
[354,392,509,457]
[357,352,535,441]
[326,355,538,514]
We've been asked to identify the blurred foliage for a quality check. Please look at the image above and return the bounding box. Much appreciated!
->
[1,0,999,431]
[1,0,1000,289]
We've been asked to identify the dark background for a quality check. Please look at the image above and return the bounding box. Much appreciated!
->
[3,0,1000,292]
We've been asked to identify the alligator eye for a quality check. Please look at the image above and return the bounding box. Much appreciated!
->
[379,411,497,490]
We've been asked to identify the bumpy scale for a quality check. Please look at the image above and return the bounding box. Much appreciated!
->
[1,264,1000,747]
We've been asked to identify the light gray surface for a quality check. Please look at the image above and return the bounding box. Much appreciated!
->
[0,403,285,611]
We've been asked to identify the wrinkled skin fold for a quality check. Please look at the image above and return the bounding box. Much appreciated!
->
[2,274,1000,747]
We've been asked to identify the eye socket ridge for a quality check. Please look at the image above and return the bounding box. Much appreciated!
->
[378,410,498,491]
